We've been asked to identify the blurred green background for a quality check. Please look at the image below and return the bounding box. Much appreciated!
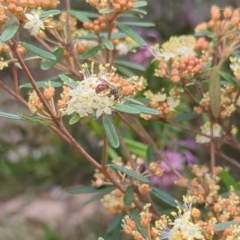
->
[0,0,239,239]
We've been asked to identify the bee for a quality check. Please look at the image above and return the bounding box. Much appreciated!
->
[95,78,119,100]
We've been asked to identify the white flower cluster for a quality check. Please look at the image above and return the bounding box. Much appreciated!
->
[65,77,115,118]
[160,197,204,240]
[196,122,222,144]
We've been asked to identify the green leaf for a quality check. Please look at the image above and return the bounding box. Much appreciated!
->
[21,42,56,60]
[102,114,120,148]
[220,170,236,190]
[0,23,19,42]
[124,138,147,157]
[107,213,124,233]
[116,23,147,46]
[107,147,119,159]
[20,76,62,89]
[100,36,114,50]
[209,66,221,119]
[41,48,64,70]
[68,9,91,22]
[18,114,53,126]
[114,104,140,114]
[219,71,237,85]
[80,45,102,59]
[130,210,147,238]
[176,112,197,122]
[215,221,238,232]
[69,113,81,125]
[124,186,134,207]
[83,186,116,205]
[133,1,147,8]
[116,65,135,77]
[108,164,149,184]
[77,32,126,40]
[66,186,99,194]
[114,60,145,71]
[41,9,61,18]
[58,74,78,88]
[166,110,178,123]
[126,103,159,115]
[68,10,99,18]
[99,8,115,14]
[121,21,155,27]
[146,145,155,163]
[0,111,22,120]
[123,96,145,106]
[151,187,178,207]
[194,31,214,37]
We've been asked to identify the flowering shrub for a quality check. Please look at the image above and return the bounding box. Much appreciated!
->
[1,1,240,239]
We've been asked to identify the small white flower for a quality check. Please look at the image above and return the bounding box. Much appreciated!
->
[116,42,129,55]
[24,9,45,36]
[196,122,222,143]
[65,78,115,119]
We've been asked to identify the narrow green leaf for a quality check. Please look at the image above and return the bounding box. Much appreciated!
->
[18,114,53,126]
[176,112,197,122]
[80,45,102,59]
[116,65,135,77]
[68,9,91,22]
[116,23,147,46]
[133,1,147,8]
[126,103,159,115]
[219,71,237,85]
[114,104,140,114]
[100,36,114,50]
[20,76,62,89]
[114,60,145,71]
[99,8,115,14]
[41,48,64,70]
[215,221,238,232]
[151,187,178,207]
[41,9,61,18]
[0,111,22,120]
[220,170,236,190]
[124,186,134,207]
[209,66,221,119]
[108,164,149,184]
[130,210,147,238]
[0,23,19,42]
[66,186,99,194]
[165,110,178,123]
[123,96,145,106]
[121,21,155,27]
[130,8,147,15]
[58,74,78,88]
[124,138,147,157]
[124,138,148,151]
[69,113,81,125]
[194,31,214,37]
[68,10,99,18]
[102,114,120,148]
[107,213,124,233]
[21,42,56,60]
[77,32,126,40]
[146,145,155,163]
[107,147,119,159]
[83,186,116,205]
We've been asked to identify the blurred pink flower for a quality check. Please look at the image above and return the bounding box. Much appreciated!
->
[150,139,198,189]
[130,30,161,67]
